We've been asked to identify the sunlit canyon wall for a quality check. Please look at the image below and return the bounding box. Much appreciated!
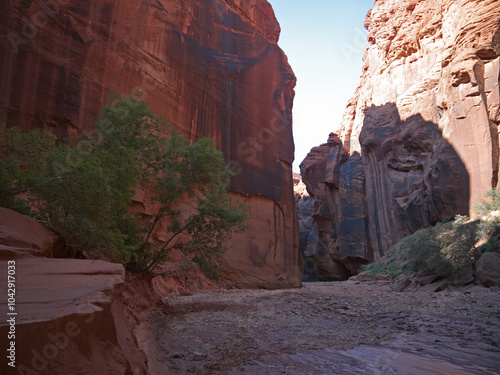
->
[299,0,500,279]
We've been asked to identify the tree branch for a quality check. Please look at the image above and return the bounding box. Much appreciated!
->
[151,262,197,279]
[144,220,194,273]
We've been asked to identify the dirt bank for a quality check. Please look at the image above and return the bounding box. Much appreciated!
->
[139,281,500,374]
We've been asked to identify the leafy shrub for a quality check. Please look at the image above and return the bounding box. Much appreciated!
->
[0,96,249,277]
[363,215,478,280]
[362,258,401,278]
[401,225,451,277]
[0,124,57,214]
[362,190,500,280]
[474,189,500,253]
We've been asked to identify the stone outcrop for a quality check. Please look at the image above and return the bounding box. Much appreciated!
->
[0,0,301,288]
[294,175,317,281]
[0,207,59,259]
[476,252,500,287]
[0,209,148,374]
[0,259,148,375]
[301,0,500,277]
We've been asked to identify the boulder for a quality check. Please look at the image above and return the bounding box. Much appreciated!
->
[0,207,57,259]
[476,252,500,287]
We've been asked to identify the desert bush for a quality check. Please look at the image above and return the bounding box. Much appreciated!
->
[362,190,500,280]
[475,189,500,253]
[0,97,249,277]
[401,225,451,277]
[364,215,478,279]
[363,257,401,278]
[0,124,57,214]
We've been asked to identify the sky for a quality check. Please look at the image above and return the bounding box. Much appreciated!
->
[267,0,374,171]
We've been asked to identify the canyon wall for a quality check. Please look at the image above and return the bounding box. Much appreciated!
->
[0,0,301,288]
[300,0,500,278]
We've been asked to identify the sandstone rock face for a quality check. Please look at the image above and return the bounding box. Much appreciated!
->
[0,258,148,374]
[301,0,500,276]
[0,0,301,288]
[0,207,58,259]
[294,176,317,281]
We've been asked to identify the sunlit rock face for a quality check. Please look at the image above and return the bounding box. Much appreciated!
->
[0,0,301,288]
[301,0,500,276]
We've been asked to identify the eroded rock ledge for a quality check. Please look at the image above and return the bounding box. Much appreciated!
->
[0,209,149,374]
[0,259,148,375]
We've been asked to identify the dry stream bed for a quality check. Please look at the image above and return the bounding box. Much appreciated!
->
[139,281,500,374]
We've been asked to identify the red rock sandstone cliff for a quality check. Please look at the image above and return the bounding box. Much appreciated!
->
[0,0,301,288]
[300,0,500,278]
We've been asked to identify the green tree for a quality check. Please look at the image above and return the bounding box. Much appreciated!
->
[0,96,249,277]
[0,124,57,214]
[474,188,500,252]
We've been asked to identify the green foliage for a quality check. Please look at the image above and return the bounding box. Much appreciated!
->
[0,97,249,277]
[474,189,500,217]
[401,226,449,276]
[438,215,478,273]
[363,215,478,280]
[403,216,479,277]
[128,128,249,276]
[0,123,57,214]
[362,258,401,278]
[474,189,500,253]
[363,189,500,281]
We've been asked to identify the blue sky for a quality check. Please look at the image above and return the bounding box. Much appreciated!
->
[267,0,374,170]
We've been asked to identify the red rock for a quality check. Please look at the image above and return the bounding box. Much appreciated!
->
[300,137,367,277]
[0,0,301,288]
[0,207,57,259]
[300,0,500,277]
[0,258,148,374]
[418,280,449,293]
[390,276,413,292]
[476,252,500,287]
[294,175,318,281]
[417,275,439,286]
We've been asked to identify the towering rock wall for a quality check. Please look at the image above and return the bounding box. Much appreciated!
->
[0,0,301,287]
[301,0,500,277]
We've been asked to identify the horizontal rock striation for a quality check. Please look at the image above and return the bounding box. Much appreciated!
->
[0,0,301,288]
[301,0,500,278]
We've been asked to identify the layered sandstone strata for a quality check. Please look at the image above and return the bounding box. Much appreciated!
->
[301,0,500,277]
[0,0,301,287]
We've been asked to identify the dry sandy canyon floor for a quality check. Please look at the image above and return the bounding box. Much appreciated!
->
[139,281,500,375]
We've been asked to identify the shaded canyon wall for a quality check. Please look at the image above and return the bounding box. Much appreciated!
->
[0,0,301,288]
[300,0,500,278]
